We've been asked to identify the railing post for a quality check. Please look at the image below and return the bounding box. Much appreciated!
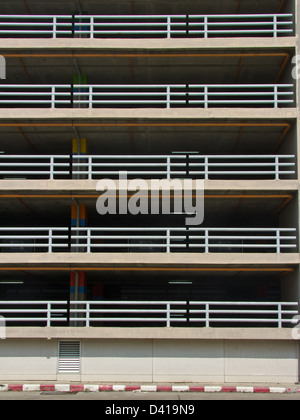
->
[88,156,93,180]
[47,302,51,327]
[205,303,210,327]
[86,303,90,327]
[205,229,209,253]
[204,156,209,179]
[89,86,93,108]
[274,85,278,109]
[50,157,54,180]
[276,229,281,254]
[87,228,91,253]
[204,16,208,38]
[278,304,282,328]
[48,229,53,253]
[90,17,94,39]
[167,16,171,38]
[166,303,171,327]
[166,229,171,253]
[275,156,280,180]
[166,86,171,109]
[273,15,278,38]
[204,86,209,108]
[53,16,57,39]
[166,156,171,179]
[51,86,56,109]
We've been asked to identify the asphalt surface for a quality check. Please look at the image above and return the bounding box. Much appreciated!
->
[0,391,300,401]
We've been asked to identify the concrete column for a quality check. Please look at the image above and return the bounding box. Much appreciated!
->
[72,137,88,180]
[73,74,88,109]
[71,203,88,252]
[70,271,87,327]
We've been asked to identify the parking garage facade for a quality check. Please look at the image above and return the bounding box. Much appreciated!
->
[0,0,299,383]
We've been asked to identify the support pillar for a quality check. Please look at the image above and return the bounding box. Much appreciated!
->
[70,271,87,326]
[72,137,88,179]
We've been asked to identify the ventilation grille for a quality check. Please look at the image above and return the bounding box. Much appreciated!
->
[58,341,81,374]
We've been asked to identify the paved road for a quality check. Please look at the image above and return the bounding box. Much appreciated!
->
[0,392,300,401]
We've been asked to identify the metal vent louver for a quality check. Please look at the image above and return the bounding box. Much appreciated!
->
[58,341,81,374]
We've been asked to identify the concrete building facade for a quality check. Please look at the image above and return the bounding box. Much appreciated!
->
[0,0,299,383]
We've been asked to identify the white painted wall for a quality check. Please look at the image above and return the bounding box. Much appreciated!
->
[0,338,298,383]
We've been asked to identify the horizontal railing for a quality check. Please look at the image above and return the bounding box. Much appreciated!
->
[0,14,294,38]
[0,84,294,108]
[0,228,69,252]
[0,154,295,180]
[71,227,297,253]
[0,301,68,327]
[0,301,297,328]
[0,227,297,253]
[0,155,70,179]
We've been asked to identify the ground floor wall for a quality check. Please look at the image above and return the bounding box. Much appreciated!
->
[0,338,299,383]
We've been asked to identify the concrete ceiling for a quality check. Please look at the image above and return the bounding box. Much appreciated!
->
[0,123,293,154]
[4,51,293,85]
[0,268,284,284]
[0,0,290,15]
[0,194,292,227]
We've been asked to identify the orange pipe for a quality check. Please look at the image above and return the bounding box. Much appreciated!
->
[3,53,290,59]
[273,196,294,216]
[272,125,291,152]
[0,194,294,199]
[0,123,291,128]
[277,0,286,13]
[0,267,294,272]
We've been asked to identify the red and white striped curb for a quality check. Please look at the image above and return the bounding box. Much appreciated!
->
[0,384,298,394]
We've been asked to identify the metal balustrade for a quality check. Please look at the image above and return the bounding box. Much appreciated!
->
[0,154,295,180]
[0,84,294,109]
[0,228,69,252]
[0,155,70,179]
[0,14,294,38]
[71,227,297,253]
[0,227,296,253]
[69,154,298,180]
[0,301,68,327]
[0,301,297,328]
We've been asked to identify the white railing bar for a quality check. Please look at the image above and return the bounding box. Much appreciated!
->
[72,21,293,28]
[190,163,294,167]
[189,228,296,231]
[71,301,186,305]
[190,309,297,314]
[72,244,186,248]
[68,317,186,323]
[70,309,186,314]
[190,301,298,305]
[73,14,293,18]
[71,235,186,240]
[0,15,72,18]
[72,227,187,231]
[72,227,296,232]
[1,300,295,306]
[4,318,67,322]
[0,227,294,233]
[189,319,291,323]
[0,13,287,19]
[0,227,68,230]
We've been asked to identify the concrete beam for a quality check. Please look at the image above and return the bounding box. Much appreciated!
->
[0,37,296,51]
[0,252,299,267]
[0,108,297,122]
[0,179,298,193]
[4,326,298,340]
